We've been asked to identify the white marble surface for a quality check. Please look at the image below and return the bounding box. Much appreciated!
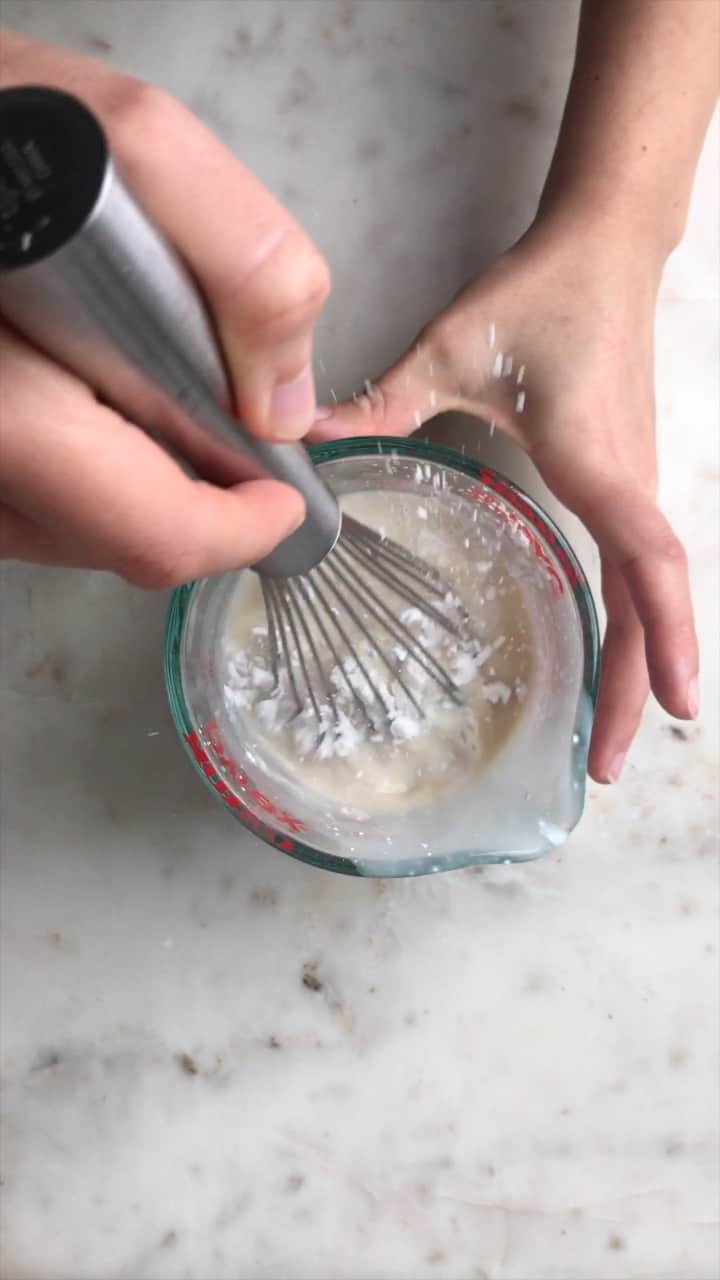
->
[0,3,718,1278]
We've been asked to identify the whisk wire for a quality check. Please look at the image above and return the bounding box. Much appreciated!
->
[261,580,283,691]
[257,512,473,734]
[342,516,449,597]
[340,528,467,640]
[302,570,392,725]
[328,545,461,702]
[284,581,335,711]
[293,576,376,730]
[314,560,425,720]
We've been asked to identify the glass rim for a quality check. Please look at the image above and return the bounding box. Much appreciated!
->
[164,436,600,877]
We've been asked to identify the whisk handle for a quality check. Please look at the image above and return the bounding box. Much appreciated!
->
[0,86,340,577]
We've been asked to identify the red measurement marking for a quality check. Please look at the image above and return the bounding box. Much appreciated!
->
[469,470,580,597]
[184,721,305,837]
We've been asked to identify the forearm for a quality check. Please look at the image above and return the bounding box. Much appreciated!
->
[539,0,719,262]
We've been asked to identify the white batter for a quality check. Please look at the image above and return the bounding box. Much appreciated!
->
[222,484,534,814]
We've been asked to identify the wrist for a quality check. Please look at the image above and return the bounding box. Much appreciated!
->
[529,188,672,286]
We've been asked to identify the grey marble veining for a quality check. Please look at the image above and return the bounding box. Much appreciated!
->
[0,3,718,1279]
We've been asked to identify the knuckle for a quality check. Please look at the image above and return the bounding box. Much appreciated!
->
[220,230,331,340]
[117,544,190,591]
[653,529,687,570]
[105,78,177,133]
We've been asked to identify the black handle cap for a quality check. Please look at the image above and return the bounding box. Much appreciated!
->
[0,85,108,271]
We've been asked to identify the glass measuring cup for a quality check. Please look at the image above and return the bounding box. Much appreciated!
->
[164,439,599,877]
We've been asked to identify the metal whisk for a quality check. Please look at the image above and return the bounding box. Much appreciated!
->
[0,86,469,727]
[261,514,470,731]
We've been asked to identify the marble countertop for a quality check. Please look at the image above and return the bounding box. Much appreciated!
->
[1,3,718,1278]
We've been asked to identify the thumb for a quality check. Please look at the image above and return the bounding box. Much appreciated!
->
[309,340,459,442]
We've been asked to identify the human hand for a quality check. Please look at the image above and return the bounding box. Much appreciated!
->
[310,215,699,784]
[0,31,330,585]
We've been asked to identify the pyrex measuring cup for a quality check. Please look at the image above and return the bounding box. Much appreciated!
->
[164,439,600,877]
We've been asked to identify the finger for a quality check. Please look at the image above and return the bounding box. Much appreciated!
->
[588,562,650,784]
[111,89,330,441]
[310,339,461,442]
[309,314,513,444]
[541,459,698,723]
[1,382,305,587]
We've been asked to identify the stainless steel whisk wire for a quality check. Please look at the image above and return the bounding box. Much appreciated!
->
[260,515,470,733]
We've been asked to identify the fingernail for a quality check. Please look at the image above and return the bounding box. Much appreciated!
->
[607,752,626,783]
[314,405,334,421]
[687,675,699,718]
[269,365,316,438]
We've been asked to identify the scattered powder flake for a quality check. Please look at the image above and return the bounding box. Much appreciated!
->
[452,649,481,686]
[492,352,504,379]
[147,731,160,737]
[417,506,428,520]
[483,681,512,705]
[508,524,531,551]
[489,420,496,438]
[330,387,338,403]
[474,636,506,668]
[390,713,423,741]
[516,364,526,385]
[364,378,375,399]
[515,391,526,413]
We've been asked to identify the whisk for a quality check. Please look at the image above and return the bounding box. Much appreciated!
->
[260,513,472,731]
[0,86,470,730]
